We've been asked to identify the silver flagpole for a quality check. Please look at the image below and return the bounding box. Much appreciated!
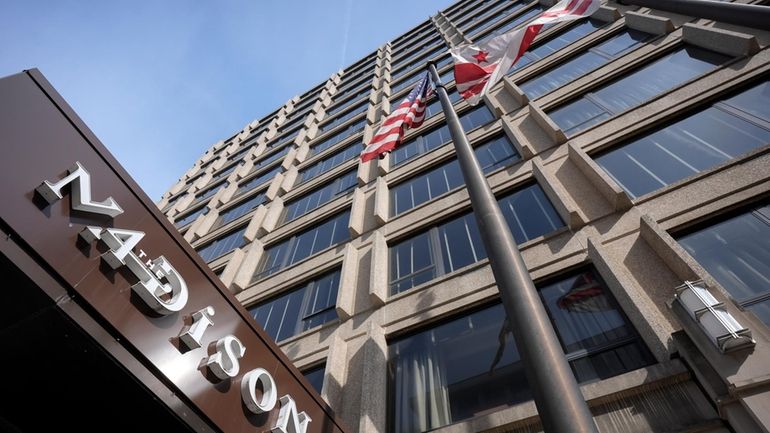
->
[427,62,599,433]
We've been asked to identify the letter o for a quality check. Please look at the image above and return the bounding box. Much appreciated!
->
[241,368,278,414]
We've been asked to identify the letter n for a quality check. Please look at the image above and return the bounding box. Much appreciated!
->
[273,395,311,433]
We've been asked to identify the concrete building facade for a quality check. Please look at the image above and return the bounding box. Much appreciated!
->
[158,0,770,431]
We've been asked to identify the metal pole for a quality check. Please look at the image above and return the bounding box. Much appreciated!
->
[427,63,599,433]
[619,0,770,31]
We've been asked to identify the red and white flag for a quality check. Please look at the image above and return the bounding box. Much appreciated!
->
[361,72,433,162]
[451,0,602,105]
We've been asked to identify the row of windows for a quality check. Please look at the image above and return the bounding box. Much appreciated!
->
[212,192,266,231]
[549,45,730,135]
[247,263,651,433]
[596,80,770,198]
[283,169,358,223]
[390,182,564,294]
[463,0,524,37]
[391,105,496,166]
[319,101,369,134]
[196,226,247,263]
[254,210,351,280]
[299,140,362,185]
[235,164,282,197]
[309,118,366,157]
[391,134,520,216]
[248,200,770,431]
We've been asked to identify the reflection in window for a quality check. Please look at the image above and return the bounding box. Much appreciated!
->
[548,45,730,135]
[212,192,266,230]
[299,141,362,184]
[174,205,208,228]
[391,135,520,216]
[249,269,340,342]
[388,268,653,433]
[196,226,247,262]
[677,204,770,327]
[284,170,358,223]
[595,80,770,198]
[302,364,326,394]
[389,183,563,294]
[254,210,351,280]
[516,21,640,91]
[235,165,282,198]
[310,118,366,157]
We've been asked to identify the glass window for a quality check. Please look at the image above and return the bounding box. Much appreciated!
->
[489,5,545,37]
[518,28,651,97]
[509,19,608,73]
[254,144,291,171]
[210,161,242,182]
[391,106,496,167]
[299,141,362,184]
[235,164,283,197]
[320,102,369,134]
[390,183,563,294]
[391,135,520,216]
[677,203,770,327]
[196,226,247,262]
[388,268,653,433]
[174,205,209,228]
[595,80,770,198]
[302,364,326,394]
[309,118,366,157]
[254,210,351,280]
[284,170,358,223]
[549,45,731,135]
[190,180,228,207]
[212,192,266,230]
[466,2,526,36]
[250,269,341,342]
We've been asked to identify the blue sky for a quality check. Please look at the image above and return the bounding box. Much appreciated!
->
[0,0,454,200]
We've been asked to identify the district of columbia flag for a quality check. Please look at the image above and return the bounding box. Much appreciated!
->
[361,72,434,162]
[451,0,602,105]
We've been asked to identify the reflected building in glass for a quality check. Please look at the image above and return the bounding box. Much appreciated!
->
[158,1,770,432]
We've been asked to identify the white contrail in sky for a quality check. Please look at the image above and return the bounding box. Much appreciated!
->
[340,0,353,68]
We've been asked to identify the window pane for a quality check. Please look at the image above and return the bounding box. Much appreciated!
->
[438,213,487,273]
[302,365,326,394]
[498,183,565,243]
[593,46,729,114]
[390,232,435,295]
[550,45,730,135]
[250,269,341,342]
[388,270,653,432]
[596,81,770,198]
[388,303,530,433]
[195,227,247,262]
[727,81,770,120]
[256,211,351,280]
[678,205,770,306]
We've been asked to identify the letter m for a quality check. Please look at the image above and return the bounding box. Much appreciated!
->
[36,161,123,217]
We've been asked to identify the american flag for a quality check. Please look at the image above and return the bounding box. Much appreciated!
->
[451,0,601,105]
[361,72,434,162]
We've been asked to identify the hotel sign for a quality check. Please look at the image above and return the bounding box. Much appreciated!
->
[0,70,347,433]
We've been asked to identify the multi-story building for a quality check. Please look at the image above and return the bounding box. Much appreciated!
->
[158,0,770,431]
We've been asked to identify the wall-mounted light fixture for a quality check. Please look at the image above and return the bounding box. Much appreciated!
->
[674,280,754,353]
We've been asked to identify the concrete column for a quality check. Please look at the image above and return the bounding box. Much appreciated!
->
[369,230,388,306]
[336,243,359,320]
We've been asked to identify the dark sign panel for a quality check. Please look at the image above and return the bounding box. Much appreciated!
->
[0,70,347,433]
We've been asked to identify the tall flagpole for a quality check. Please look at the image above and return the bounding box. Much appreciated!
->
[427,62,599,433]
